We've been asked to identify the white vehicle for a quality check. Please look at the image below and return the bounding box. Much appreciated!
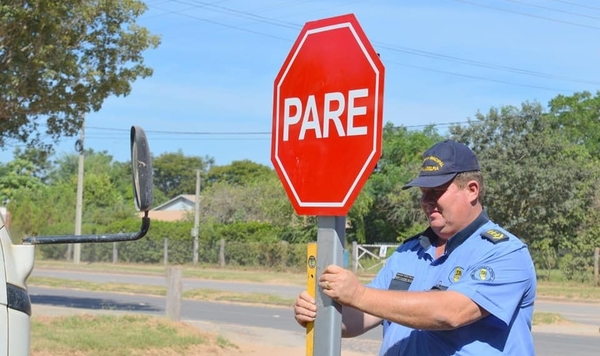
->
[0,126,154,356]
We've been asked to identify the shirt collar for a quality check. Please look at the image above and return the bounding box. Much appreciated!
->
[418,210,490,255]
[445,210,490,254]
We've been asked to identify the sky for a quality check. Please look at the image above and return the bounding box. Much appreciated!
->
[2,0,599,168]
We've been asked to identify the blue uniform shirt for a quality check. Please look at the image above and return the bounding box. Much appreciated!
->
[367,211,536,356]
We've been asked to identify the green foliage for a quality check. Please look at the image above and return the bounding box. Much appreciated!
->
[450,102,600,251]
[559,254,590,283]
[0,158,43,203]
[152,151,213,200]
[205,160,274,187]
[548,90,600,157]
[0,0,160,150]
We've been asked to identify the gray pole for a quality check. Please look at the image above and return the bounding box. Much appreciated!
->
[314,216,345,356]
[192,169,201,265]
[73,119,85,264]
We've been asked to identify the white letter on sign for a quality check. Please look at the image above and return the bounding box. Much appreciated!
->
[347,88,368,136]
[299,95,322,140]
[283,97,302,141]
[323,92,346,138]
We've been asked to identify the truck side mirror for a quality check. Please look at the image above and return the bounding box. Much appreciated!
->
[131,125,153,212]
[22,126,154,245]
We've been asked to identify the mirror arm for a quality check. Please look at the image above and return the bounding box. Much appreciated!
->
[22,212,151,245]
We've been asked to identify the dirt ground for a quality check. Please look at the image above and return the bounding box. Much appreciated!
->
[31,304,599,356]
[31,304,380,355]
[186,319,381,356]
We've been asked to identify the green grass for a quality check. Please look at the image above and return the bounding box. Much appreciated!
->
[31,314,234,356]
[28,276,297,306]
[31,260,600,303]
[532,312,569,326]
[183,288,294,306]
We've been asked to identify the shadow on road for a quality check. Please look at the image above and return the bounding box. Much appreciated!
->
[30,294,160,312]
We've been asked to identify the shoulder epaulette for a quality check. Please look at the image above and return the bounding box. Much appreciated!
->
[481,229,509,244]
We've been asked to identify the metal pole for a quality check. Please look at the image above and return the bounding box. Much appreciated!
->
[73,118,85,264]
[192,169,201,265]
[314,216,345,356]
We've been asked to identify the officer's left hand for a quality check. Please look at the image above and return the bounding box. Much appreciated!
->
[318,265,365,306]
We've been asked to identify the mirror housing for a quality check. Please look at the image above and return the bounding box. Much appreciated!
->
[22,126,154,245]
[131,125,153,212]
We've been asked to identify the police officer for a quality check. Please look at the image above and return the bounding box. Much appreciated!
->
[293,139,537,355]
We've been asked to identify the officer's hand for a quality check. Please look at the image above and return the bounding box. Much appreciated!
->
[293,291,316,328]
[319,265,365,306]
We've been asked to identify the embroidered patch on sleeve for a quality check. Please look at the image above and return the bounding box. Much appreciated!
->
[470,266,495,282]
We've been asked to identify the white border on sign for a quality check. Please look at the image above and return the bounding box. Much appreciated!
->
[275,22,381,208]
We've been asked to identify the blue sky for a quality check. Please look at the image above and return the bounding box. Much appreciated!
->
[2,0,599,167]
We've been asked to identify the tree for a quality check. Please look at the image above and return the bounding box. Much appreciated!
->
[205,160,274,187]
[0,0,160,150]
[548,91,600,157]
[450,102,600,255]
[0,158,44,204]
[152,151,214,200]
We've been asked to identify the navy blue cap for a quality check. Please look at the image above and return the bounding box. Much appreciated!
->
[402,140,480,190]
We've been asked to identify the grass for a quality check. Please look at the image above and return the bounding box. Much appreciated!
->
[34,260,308,285]
[28,276,297,306]
[31,314,237,356]
[33,260,600,301]
[532,312,570,326]
[183,288,294,306]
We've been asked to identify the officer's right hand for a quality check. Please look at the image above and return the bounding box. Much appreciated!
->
[293,291,316,328]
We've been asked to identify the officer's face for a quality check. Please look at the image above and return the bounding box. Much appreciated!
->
[420,180,475,240]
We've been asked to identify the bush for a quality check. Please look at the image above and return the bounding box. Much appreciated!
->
[559,254,590,282]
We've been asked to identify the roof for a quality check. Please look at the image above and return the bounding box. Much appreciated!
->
[151,194,198,211]
[138,194,198,222]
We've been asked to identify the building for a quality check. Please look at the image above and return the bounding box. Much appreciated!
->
[142,194,197,222]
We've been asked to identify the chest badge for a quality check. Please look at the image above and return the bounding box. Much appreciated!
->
[448,267,464,283]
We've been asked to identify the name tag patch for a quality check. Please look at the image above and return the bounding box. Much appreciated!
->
[389,272,414,291]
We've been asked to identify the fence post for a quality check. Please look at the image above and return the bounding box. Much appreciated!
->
[112,242,118,264]
[594,247,599,287]
[352,241,358,273]
[164,238,168,266]
[165,266,182,321]
[219,238,225,267]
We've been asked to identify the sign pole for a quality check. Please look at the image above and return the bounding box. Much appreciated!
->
[306,242,317,355]
[314,216,345,356]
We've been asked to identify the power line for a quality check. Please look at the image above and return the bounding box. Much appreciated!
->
[449,0,600,30]
[547,0,600,12]
[385,60,570,92]
[149,3,290,41]
[86,126,270,135]
[500,0,600,21]
[151,0,598,90]
[374,43,600,86]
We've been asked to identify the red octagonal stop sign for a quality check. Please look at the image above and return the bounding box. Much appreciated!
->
[271,13,385,216]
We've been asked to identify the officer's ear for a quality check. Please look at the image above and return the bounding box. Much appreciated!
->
[466,180,480,203]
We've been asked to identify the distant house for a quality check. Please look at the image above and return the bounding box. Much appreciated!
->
[142,194,197,222]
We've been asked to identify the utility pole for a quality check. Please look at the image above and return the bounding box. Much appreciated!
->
[73,118,85,264]
[192,169,201,265]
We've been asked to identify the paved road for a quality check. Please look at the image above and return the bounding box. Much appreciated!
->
[31,268,600,326]
[29,285,600,356]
